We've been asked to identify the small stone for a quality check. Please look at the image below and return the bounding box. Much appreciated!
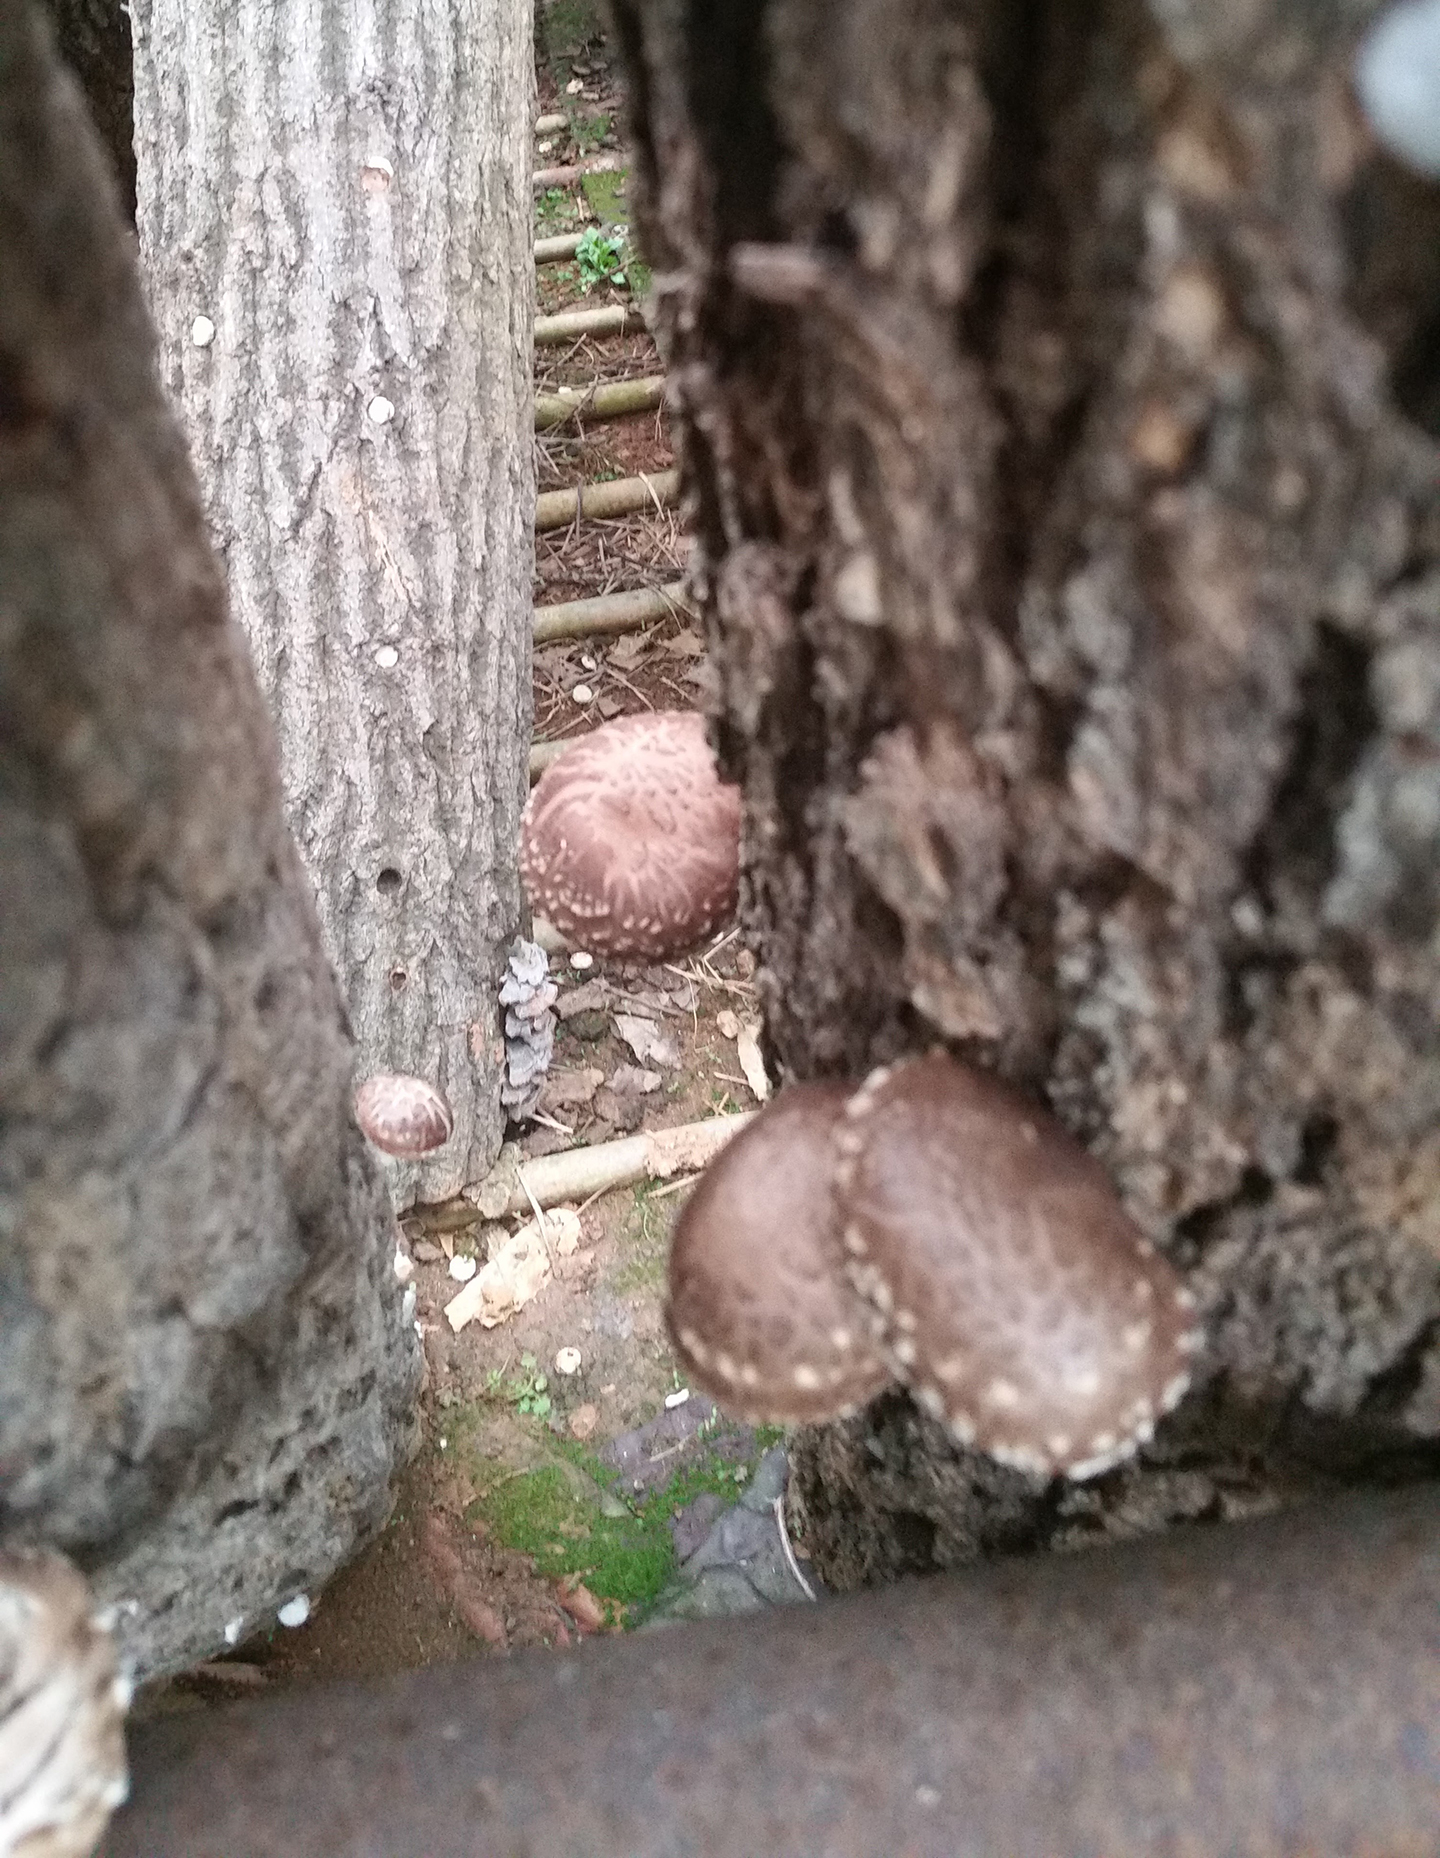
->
[277,1595,310,1628]
[570,951,594,970]
[571,684,594,705]
[374,645,399,669]
[367,395,395,424]
[448,1254,477,1282]
[190,314,216,347]
[555,1347,582,1376]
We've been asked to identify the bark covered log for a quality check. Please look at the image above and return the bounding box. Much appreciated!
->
[0,0,419,1679]
[36,0,133,217]
[613,0,1440,1583]
[131,0,534,1201]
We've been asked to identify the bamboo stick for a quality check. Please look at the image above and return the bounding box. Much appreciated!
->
[534,469,678,532]
[535,374,665,431]
[535,112,568,136]
[535,232,582,264]
[471,1112,755,1220]
[533,580,690,644]
[534,303,643,346]
[534,154,625,193]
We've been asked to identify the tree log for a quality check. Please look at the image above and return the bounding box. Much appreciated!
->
[535,469,678,531]
[613,0,1440,1585]
[535,303,644,345]
[536,374,666,430]
[535,231,582,263]
[132,0,533,1198]
[534,153,624,192]
[533,580,690,643]
[0,0,419,1680]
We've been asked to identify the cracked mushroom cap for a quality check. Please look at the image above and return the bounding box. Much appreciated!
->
[519,711,741,958]
[0,1550,129,1858]
[834,1054,1200,1480]
[355,1074,454,1157]
[666,1083,893,1423]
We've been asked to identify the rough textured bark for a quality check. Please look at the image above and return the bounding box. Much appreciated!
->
[132,0,534,1202]
[0,0,420,1679]
[613,0,1440,1584]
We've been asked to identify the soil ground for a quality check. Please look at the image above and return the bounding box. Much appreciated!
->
[138,3,778,1717]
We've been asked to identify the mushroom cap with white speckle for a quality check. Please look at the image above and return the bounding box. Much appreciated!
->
[519,711,741,959]
[834,1054,1200,1480]
[354,1074,454,1157]
[666,1083,894,1423]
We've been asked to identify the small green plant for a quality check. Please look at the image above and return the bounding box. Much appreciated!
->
[486,1353,552,1418]
[573,111,612,154]
[576,225,627,292]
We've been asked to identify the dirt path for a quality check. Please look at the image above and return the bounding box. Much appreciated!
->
[136,8,791,1715]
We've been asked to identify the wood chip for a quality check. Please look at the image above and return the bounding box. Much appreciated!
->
[736,1019,770,1101]
[443,1208,582,1331]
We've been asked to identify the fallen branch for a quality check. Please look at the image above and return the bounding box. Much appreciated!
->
[535,303,644,346]
[534,580,690,644]
[534,231,582,264]
[470,1112,755,1219]
[534,153,625,192]
[536,374,666,431]
[535,469,678,532]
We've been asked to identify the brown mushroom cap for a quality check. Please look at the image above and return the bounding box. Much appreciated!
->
[666,1083,893,1423]
[834,1054,1199,1480]
[354,1074,454,1157]
[519,711,741,958]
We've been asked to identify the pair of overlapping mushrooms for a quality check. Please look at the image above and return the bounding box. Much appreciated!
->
[363,713,1200,1481]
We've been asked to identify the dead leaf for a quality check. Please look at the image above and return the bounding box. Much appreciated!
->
[554,1577,607,1635]
[456,1594,508,1647]
[736,1020,770,1101]
[413,1240,444,1264]
[661,628,705,657]
[596,694,624,719]
[608,633,650,670]
[539,1066,605,1111]
[613,1014,681,1068]
[716,1008,740,1040]
[609,1063,662,1096]
[569,1402,600,1440]
[421,1513,509,1648]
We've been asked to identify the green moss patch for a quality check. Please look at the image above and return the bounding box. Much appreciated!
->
[468,1433,784,1622]
[581,167,628,228]
[609,1182,668,1294]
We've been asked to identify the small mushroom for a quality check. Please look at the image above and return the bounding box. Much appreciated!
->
[0,1550,130,1858]
[519,711,741,959]
[355,1074,454,1156]
[665,1083,893,1423]
[833,1054,1199,1479]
